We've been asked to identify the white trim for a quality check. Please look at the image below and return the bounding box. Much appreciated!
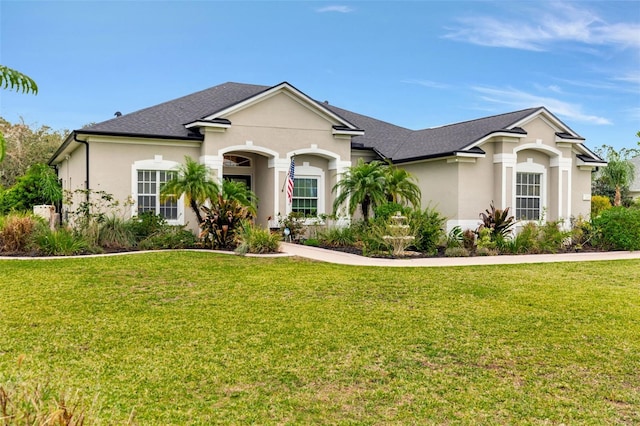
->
[461,131,526,151]
[514,142,563,157]
[332,128,365,137]
[218,144,281,162]
[184,120,231,130]
[286,162,325,217]
[555,135,584,144]
[201,82,361,131]
[513,162,547,222]
[286,147,344,170]
[131,157,185,225]
[85,135,201,148]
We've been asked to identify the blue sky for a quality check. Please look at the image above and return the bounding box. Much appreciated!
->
[1,1,639,152]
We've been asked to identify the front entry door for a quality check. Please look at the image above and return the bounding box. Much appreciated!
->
[224,174,251,189]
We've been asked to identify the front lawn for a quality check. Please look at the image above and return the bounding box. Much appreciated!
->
[1,252,639,424]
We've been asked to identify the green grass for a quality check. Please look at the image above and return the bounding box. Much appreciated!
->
[1,252,639,424]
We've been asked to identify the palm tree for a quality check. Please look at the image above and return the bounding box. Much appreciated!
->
[160,156,220,224]
[332,159,388,222]
[595,145,636,207]
[600,159,635,206]
[221,179,258,217]
[383,165,421,207]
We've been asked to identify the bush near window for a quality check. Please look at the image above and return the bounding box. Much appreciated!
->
[235,223,280,255]
[592,207,640,251]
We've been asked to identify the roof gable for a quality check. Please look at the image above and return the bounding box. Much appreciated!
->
[193,82,362,131]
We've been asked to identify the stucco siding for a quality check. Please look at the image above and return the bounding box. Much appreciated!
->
[458,145,496,226]
[572,167,593,219]
[203,92,351,162]
[402,160,459,221]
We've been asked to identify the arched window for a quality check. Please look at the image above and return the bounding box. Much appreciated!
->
[223,155,251,167]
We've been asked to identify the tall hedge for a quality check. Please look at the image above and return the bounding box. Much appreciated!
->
[592,207,640,251]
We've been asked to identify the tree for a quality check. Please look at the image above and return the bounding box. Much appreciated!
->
[160,156,220,224]
[0,117,65,187]
[383,164,421,208]
[1,66,38,163]
[332,159,388,222]
[0,163,62,214]
[593,145,637,207]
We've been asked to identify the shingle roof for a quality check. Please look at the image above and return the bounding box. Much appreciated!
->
[75,82,596,163]
[84,82,270,138]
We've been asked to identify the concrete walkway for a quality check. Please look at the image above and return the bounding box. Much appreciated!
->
[1,244,639,267]
[279,242,640,267]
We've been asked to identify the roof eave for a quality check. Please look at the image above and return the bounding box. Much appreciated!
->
[461,130,528,151]
[389,149,486,165]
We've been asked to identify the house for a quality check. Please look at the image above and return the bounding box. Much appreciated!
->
[49,81,605,232]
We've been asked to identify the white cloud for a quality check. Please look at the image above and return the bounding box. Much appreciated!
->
[316,5,354,13]
[401,79,450,89]
[444,2,640,52]
[472,86,612,125]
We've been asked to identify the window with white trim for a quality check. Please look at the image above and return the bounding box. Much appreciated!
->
[137,170,178,220]
[292,178,318,216]
[516,172,541,220]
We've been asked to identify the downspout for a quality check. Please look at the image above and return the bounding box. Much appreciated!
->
[73,132,90,202]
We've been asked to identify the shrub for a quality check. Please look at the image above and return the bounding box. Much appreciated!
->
[444,246,470,257]
[278,212,307,241]
[235,224,280,255]
[129,211,167,241]
[98,216,135,250]
[411,206,446,255]
[0,164,62,214]
[373,202,409,222]
[462,229,476,251]
[445,226,464,249]
[592,207,640,251]
[138,226,197,250]
[501,223,538,254]
[0,213,39,252]
[304,238,320,247]
[200,194,253,249]
[476,227,495,250]
[478,202,515,239]
[569,215,594,250]
[318,226,357,247]
[476,246,498,256]
[33,226,89,256]
[536,221,571,254]
[591,195,612,218]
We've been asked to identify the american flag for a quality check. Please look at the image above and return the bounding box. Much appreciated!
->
[286,157,295,203]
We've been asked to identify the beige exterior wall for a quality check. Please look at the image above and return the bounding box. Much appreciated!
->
[402,160,459,222]
[199,91,352,226]
[53,93,597,236]
[401,114,596,232]
[55,89,354,233]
